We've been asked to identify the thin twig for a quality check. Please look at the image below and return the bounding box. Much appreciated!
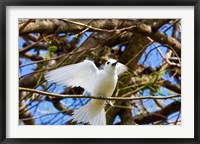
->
[127,19,181,66]
[19,34,54,55]
[72,19,94,38]
[60,19,137,33]
[20,109,71,121]
[20,53,69,68]
[144,39,181,67]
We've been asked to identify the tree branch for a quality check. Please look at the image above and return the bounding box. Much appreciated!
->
[161,79,181,93]
[19,34,54,55]
[19,19,181,56]
[19,101,35,125]
[60,19,137,33]
[22,52,43,61]
[133,101,181,124]
[19,87,181,101]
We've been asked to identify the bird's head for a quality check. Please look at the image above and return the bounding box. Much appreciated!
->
[104,59,118,72]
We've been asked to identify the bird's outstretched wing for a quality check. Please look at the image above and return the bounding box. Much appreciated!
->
[45,60,99,93]
[117,63,128,75]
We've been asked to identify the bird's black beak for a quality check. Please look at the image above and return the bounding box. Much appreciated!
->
[111,61,118,67]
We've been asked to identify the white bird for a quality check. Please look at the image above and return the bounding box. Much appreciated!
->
[45,59,128,125]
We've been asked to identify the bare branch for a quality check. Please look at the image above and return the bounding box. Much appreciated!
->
[133,101,181,124]
[19,34,54,55]
[60,19,137,33]
[19,101,35,125]
[22,52,43,61]
[19,87,181,101]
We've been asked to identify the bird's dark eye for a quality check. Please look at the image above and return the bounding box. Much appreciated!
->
[107,61,110,65]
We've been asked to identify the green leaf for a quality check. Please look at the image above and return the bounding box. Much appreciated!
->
[73,35,79,39]
[48,45,57,52]
[36,73,43,86]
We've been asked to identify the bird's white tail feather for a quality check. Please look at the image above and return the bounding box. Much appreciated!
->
[69,100,106,125]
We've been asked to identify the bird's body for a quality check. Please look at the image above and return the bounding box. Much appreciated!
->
[93,69,118,97]
[45,59,128,125]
